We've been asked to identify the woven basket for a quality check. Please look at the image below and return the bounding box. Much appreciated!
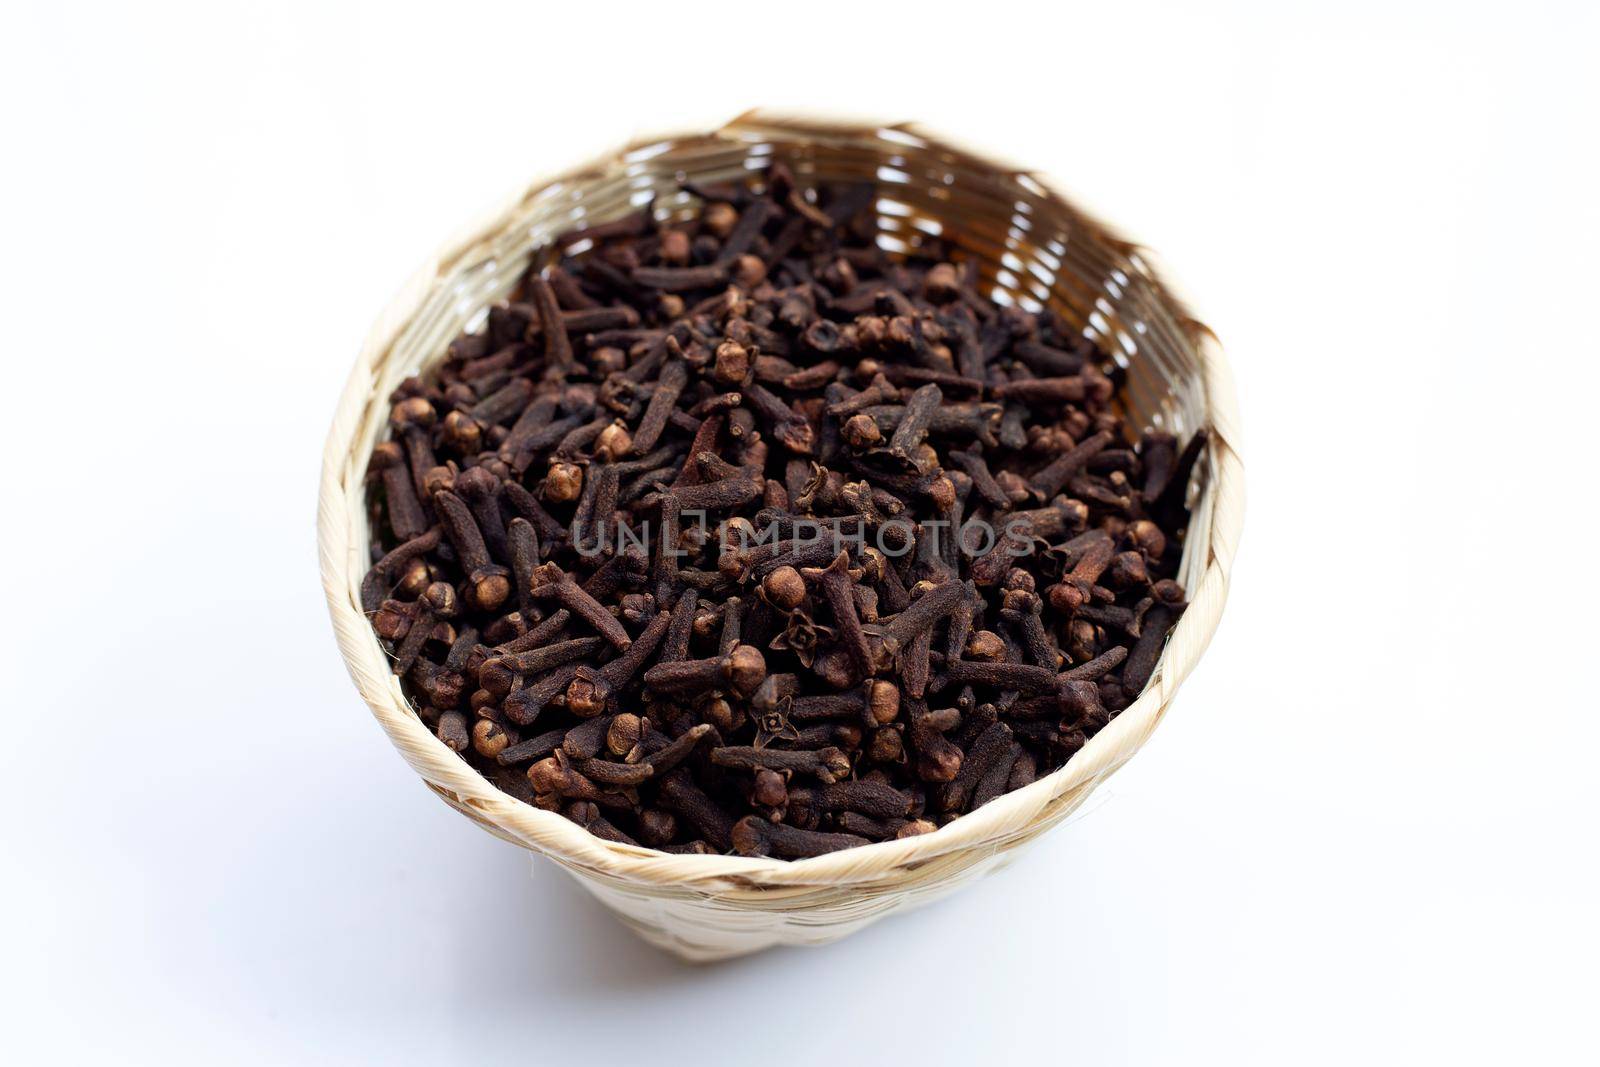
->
[318,112,1244,962]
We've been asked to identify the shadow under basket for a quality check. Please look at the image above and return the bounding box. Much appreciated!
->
[318,112,1244,963]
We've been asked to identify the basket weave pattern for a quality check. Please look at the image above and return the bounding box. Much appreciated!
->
[318,114,1244,962]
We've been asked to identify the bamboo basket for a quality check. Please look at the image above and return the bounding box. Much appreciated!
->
[317,112,1244,962]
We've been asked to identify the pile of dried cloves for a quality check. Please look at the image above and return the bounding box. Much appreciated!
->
[362,164,1204,859]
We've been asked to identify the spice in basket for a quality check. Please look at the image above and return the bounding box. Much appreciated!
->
[360,164,1204,859]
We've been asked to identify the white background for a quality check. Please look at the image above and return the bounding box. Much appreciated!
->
[3,1,1597,1063]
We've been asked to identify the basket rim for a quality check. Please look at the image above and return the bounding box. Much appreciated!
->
[316,110,1245,890]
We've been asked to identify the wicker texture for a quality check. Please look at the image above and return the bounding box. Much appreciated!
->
[318,113,1244,962]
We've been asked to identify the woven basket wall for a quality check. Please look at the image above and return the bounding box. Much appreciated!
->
[318,112,1244,962]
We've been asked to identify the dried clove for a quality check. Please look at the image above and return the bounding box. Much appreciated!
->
[359,163,1198,857]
